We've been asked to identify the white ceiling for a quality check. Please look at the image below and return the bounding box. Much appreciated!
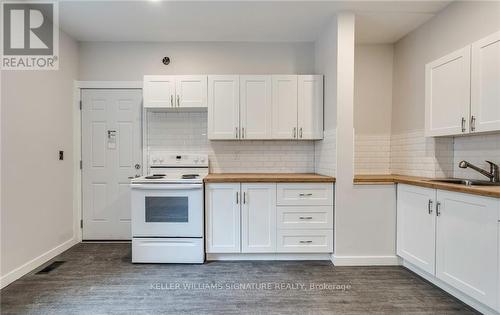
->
[59,0,452,44]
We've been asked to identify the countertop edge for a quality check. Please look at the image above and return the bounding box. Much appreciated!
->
[204,173,336,183]
[353,174,500,198]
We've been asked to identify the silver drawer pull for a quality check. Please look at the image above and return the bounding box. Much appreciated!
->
[299,193,313,197]
[299,240,313,244]
[299,216,313,220]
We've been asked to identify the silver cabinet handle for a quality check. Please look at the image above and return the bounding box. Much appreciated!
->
[243,192,246,204]
[299,240,313,244]
[170,95,173,107]
[242,127,245,139]
[177,95,180,107]
[471,115,476,132]
[236,191,239,204]
[299,193,313,197]
[436,201,441,216]
[428,199,433,214]
[235,127,239,139]
[461,117,466,132]
[299,216,313,220]
[293,127,297,139]
[299,127,303,139]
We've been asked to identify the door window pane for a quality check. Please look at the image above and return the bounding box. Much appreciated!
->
[145,197,189,222]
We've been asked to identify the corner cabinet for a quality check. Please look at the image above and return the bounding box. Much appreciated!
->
[205,182,334,255]
[425,30,500,137]
[397,184,500,311]
[143,75,207,109]
[207,75,324,140]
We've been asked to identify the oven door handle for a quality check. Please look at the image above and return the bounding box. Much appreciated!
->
[130,184,203,190]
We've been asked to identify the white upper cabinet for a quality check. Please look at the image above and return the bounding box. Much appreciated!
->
[175,75,208,108]
[425,46,471,137]
[143,75,207,108]
[143,75,176,108]
[471,30,500,133]
[298,75,323,140]
[435,190,499,309]
[208,75,240,140]
[241,183,277,253]
[240,75,273,139]
[397,184,437,275]
[272,75,299,139]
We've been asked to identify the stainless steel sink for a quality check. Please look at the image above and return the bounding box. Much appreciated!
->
[428,178,500,187]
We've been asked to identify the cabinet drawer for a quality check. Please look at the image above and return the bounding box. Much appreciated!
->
[276,229,333,253]
[277,183,333,206]
[277,206,333,229]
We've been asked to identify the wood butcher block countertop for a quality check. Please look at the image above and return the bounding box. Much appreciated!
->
[354,174,500,198]
[204,173,336,183]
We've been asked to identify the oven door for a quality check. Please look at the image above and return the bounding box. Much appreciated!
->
[131,183,203,237]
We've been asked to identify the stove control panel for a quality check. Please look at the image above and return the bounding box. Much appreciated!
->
[149,153,208,167]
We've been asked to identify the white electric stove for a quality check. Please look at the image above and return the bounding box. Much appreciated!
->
[130,153,208,263]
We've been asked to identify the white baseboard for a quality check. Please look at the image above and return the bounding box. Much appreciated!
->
[331,254,400,266]
[207,253,332,261]
[402,260,498,315]
[0,237,78,289]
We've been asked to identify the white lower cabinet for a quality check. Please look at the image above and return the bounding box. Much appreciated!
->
[205,183,241,253]
[435,190,499,310]
[241,183,277,253]
[206,182,334,255]
[397,184,500,312]
[397,184,436,275]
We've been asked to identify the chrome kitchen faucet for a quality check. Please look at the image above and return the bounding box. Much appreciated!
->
[459,160,499,183]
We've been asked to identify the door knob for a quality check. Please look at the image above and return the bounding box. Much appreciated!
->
[135,164,141,170]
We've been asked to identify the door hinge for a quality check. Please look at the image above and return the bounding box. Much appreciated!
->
[80,220,83,229]
[79,100,82,110]
[80,160,83,170]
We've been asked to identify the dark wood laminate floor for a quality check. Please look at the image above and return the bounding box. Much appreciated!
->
[1,243,478,315]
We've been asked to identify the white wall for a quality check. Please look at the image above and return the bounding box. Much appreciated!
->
[354,44,393,175]
[1,31,79,286]
[314,17,338,177]
[79,42,315,80]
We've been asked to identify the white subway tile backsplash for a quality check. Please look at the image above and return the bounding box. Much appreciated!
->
[355,134,391,175]
[147,111,315,173]
[453,133,500,180]
[314,129,336,176]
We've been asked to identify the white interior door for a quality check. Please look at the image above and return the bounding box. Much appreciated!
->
[272,75,298,139]
[82,89,142,240]
[241,183,276,253]
[207,75,240,139]
[471,31,500,133]
[298,75,323,139]
[175,75,208,108]
[240,75,272,139]
[425,46,471,137]
[143,75,175,108]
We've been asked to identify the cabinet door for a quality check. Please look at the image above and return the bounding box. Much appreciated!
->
[396,184,436,275]
[298,75,323,140]
[205,183,241,253]
[240,75,272,139]
[143,75,175,108]
[208,75,240,139]
[436,190,499,309]
[175,75,208,108]
[471,31,500,133]
[272,75,298,139]
[425,46,471,137]
[241,183,277,253]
